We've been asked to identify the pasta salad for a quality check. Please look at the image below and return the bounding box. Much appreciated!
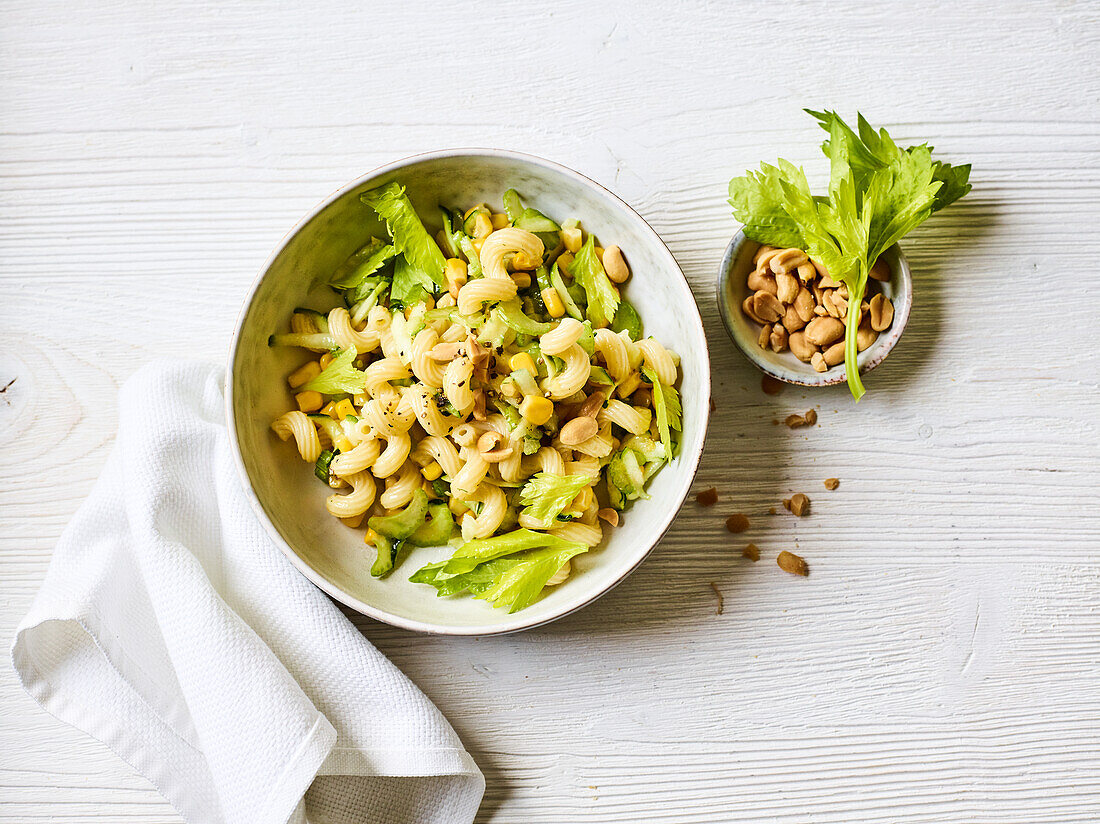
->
[269,183,682,612]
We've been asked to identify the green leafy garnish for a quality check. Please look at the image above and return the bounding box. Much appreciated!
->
[360,182,446,290]
[410,532,589,612]
[642,365,681,458]
[330,237,396,289]
[518,473,592,527]
[728,110,971,400]
[610,298,643,339]
[571,235,620,328]
[390,255,434,307]
[303,347,365,394]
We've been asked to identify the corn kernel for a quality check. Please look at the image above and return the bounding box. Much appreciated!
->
[557,251,574,272]
[520,395,554,426]
[511,271,532,289]
[510,352,537,375]
[512,251,540,270]
[287,361,321,389]
[295,390,324,413]
[420,461,443,481]
[445,258,468,298]
[335,436,354,453]
[541,287,565,318]
[319,353,334,369]
[472,236,486,254]
[334,399,356,420]
[353,393,368,406]
[319,401,338,418]
[490,212,510,229]
[561,227,582,253]
[448,498,469,516]
[472,212,493,238]
[340,513,365,528]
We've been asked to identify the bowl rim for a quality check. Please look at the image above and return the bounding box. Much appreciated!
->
[716,229,913,386]
[225,147,711,635]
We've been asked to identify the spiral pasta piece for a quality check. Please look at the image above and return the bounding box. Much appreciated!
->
[328,306,381,354]
[363,357,411,401]
[443,355,476,414]
[637,337,678,387]
[545,559,572,586]
[523,446,566,477]
[478,227,544,279]
[408,383,462,436]
[361,392,415,437]
[594,328,632,382]
[460,483,508,540]
[411,435,463,478]
[410,328,446,387]
[456,277,518,315]
[566,422,615,458]
[542,344,591,400]
[379,461,421,510]
[271,411,322,463]
[451,453,490,500]
[597,399,653,435]
[539,318,585,356]
[325,471,377,518]
[372,432,411,478]
[331,437,381,477]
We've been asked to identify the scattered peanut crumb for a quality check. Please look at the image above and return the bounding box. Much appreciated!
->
[777,550,809,576]
[768,507,777,515]
[761,375,784,396]
[824,477,840,490]
[789,492,810,516]
[742,543,760,561]
[725,513,750,533]
[782,498,792,512]
[710,582,724,614]
[709,398,716,412]
[784,408,818,428]
[696,487,718,507]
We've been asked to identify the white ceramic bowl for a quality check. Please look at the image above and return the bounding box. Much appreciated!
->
[717,231,912,386]
[227,150,710,635]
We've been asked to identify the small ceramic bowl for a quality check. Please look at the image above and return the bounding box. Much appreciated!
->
[227,149,710,635]
[717,231,912,386]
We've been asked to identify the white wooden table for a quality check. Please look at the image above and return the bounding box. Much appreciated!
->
[3,1,1099,821]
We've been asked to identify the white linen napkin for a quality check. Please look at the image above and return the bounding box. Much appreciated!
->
[10,361,484,824]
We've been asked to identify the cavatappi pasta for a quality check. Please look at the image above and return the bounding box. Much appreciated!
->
[269,183,683,613]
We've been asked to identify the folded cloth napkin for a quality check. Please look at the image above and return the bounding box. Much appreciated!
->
[11,361,484,824]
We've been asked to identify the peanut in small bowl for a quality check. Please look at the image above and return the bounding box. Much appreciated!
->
[716,231,912,387]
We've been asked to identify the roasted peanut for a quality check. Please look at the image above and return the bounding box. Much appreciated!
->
[777,550,809,576]
[477,431,514,462]
[752,291,784,323]
[769,324,789,353]
[822,289,842,318]
[788,330,817,362]
[811,351,828,372]
[823,341,846,366]
[757,322,772,349]
[776,272,800,304]
[869,293,894,331]
[813,305,828,317]
[796,262,816,283]
[789,493,810,516]
[818,272,840,289]
[856,324,879,352]
[811,259,830,279]
[742,295,767,325]
[603,245,631,284]
[578,390,606,418]
[769,248,809,274]
[794,287,815,323]
[782,304,806,332]
[753,245,777,264]
[747,267,778,296]
[560,416,599,446]
[804,316,845,347]
[428,342,463,361]
[870,256,891,282]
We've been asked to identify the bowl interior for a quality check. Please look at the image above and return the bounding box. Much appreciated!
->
[718,232,912,386]
[229,151,710,634]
